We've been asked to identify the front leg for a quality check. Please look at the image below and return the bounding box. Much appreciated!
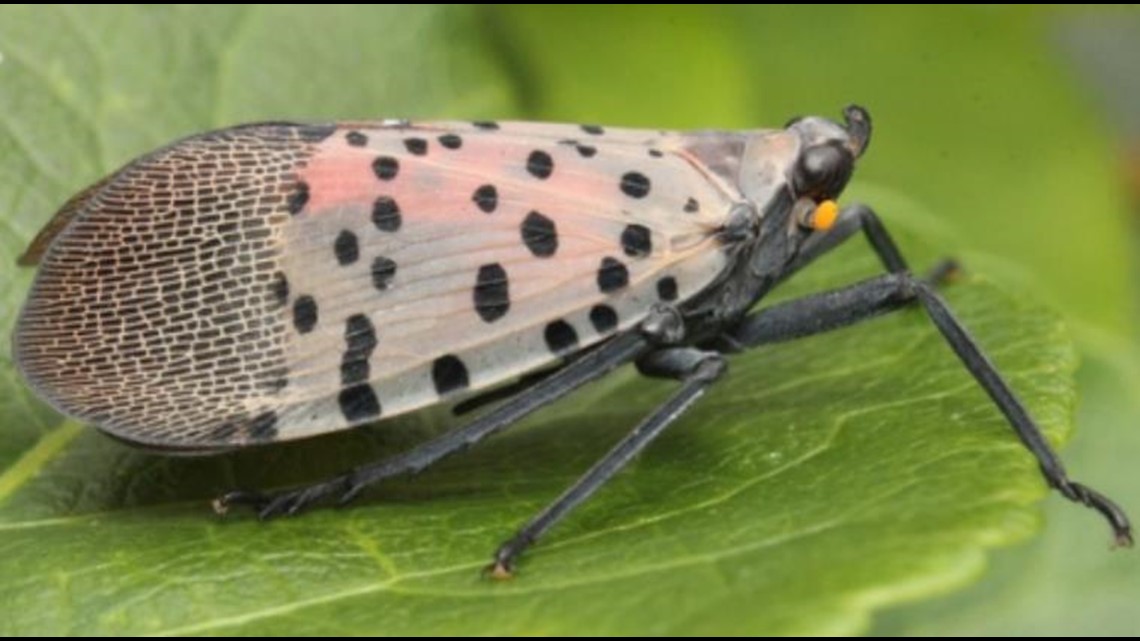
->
[729,204,1133,546]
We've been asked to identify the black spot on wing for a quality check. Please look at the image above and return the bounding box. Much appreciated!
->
[286,182,309,215]
[345,131,368,147]
[270,272,289,307]
[472,184,498,214]
[597,257,629,293]
[339,384,381,422]
[526,150,554,179]
[341,314,378,386]
[404,137,428,156]
[438,133,463,150]
[657,276,678,302]
[372,256,397,291]
[293,295,318,334]
[372,156,399,180]
[334,230,359,265]
[590,305,618,333]
[521,211,558,258]
[620,224,652,258]
[474,263,510,322]
[544,320,579,356]
[432,355,470,396]
[620,171,651,198]
[372,196,402,232]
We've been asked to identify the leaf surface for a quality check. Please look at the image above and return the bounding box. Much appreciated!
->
[0,6,1085,635]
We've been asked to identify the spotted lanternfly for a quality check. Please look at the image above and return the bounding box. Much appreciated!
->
[13,106,1133,576]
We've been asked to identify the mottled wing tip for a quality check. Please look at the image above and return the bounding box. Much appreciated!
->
[16,122,334,268]
[15,123,326,451]
[18,173,117,266]
[17,248,40,267]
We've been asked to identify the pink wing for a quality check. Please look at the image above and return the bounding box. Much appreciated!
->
[16,120,742,449]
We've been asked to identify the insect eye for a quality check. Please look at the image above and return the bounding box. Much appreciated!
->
[792,142,854,201]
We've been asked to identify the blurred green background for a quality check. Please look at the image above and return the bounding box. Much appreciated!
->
[1,5,1137,635]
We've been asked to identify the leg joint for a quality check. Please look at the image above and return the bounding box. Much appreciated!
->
[639,303,686,345]
[693,355,728,382]
[636,348,726,381]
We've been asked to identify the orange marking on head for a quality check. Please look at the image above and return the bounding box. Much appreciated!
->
[811,200,839,231]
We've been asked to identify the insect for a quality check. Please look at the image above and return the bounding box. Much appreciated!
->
[13,106,1132,576]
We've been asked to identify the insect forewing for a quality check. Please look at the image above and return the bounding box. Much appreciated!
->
[16,121,742,449]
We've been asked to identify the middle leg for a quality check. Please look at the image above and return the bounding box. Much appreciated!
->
[489,347,728,577]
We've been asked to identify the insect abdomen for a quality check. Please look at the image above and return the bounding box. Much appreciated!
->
[14,123,335,449]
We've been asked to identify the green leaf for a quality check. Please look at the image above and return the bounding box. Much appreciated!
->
[0,5,1090,636]
[874,354,1140,636]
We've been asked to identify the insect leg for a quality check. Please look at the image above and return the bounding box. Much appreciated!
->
[729,273,914,346]
[218,332,650,519]
[727,273,1133,546]
[781,203,913,283]
[489,347,727,577]
[909,281,1131,546]
[716,266,951,354]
